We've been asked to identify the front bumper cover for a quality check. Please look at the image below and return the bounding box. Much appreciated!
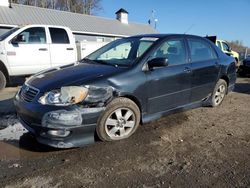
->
[14,94,105,148]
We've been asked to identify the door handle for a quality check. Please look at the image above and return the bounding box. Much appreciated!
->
[66,48,74,50]
[183,67,191,73]
[39,48,48,51]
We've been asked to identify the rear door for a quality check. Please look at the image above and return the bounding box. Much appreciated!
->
[6,26,50,75]
[49,27,76,67]
[145,38,192,114]
[187,37,220,102]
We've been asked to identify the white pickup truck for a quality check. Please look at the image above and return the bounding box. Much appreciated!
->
[0,25,77,90]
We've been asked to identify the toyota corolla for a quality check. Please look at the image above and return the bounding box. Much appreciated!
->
[14,34,237,148]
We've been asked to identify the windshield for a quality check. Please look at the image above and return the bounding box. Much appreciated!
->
[0,27,20,41]
[85,37,158,66]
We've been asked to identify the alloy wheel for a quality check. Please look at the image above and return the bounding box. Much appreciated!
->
[105,108,135,140]
[214,84,226,105]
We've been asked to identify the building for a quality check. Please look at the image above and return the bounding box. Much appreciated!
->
[0,0,157,43]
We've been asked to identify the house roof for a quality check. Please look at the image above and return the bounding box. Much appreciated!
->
[0,4,157,37]
[115,8,129,14]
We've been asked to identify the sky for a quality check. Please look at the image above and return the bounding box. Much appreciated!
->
[99,0,250,47]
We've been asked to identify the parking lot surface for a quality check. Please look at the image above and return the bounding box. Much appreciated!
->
[0,77,249,187]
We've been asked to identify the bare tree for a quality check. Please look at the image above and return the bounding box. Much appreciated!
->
[82,0,102,15]
[11,0,19,3]
[11,0,102,15]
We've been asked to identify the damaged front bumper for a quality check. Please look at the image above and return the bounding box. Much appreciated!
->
[14,94,105,148]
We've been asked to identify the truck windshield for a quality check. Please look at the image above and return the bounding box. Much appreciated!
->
[0,27,19,41]
[85,37,158,66]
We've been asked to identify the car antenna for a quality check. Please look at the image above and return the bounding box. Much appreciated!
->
[184,24,195,34]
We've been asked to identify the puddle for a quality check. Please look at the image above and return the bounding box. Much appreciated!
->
[0,115,60,162]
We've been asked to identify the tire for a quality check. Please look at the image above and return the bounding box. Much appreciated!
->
[211,79,227,107]
[0,70,6,90]
[96,97,140,142]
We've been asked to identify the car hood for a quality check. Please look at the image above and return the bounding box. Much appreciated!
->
[26,61,125,92]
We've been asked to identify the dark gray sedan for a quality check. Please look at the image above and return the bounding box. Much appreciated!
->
[14,34,237,148]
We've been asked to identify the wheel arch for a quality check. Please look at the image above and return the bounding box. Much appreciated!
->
[116,93,143,123]
[0,60,10,82]
[219,75,229,94]
[119,94,142,113]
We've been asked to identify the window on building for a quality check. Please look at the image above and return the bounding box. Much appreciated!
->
[96,37,105,42]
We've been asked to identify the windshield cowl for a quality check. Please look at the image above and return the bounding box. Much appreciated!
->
[82,58,128,68]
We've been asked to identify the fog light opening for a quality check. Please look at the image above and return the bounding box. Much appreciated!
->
[47,130,70,137]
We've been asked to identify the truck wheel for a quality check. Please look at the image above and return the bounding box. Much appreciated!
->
[0,70,6,90]
[96,97,140,142]
[211,79,227,107]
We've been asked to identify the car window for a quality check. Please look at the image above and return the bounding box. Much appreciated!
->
[222,42,230,51]
[216,41,222,50]
[86,37,156,66]
[49,28,69,44]
[98,42,132,60]
[14,27,46,44]
[137,41,153,57]
[0,27,19,41]
[151,39,186,66]
[188,39,217,62]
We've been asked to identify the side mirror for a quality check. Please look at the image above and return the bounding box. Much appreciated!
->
[148,58,168,69]
[11,34,25,44]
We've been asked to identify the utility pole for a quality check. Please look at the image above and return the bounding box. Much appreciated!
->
[148,10,158,29]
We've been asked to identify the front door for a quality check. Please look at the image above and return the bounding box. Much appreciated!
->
[6,27,50,75]
[145,38,192,114]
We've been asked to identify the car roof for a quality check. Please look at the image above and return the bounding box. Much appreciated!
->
[129,33,207,40]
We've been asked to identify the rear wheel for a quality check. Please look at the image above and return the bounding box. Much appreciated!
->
[211,79,227,107]
[0,70,6,90]
[96,97,140,142]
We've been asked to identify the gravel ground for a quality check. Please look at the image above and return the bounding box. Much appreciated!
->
[0,77,249,188]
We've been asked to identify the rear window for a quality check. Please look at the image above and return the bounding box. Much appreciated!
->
[49,28,69,44]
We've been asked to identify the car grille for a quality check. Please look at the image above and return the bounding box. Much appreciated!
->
[20,84,40,102]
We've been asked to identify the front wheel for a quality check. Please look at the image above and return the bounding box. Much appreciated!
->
[211,79,227,107]
[96,97,140,142]
[0,70,6,90]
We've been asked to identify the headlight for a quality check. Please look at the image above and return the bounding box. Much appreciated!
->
[39,86,88,106]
